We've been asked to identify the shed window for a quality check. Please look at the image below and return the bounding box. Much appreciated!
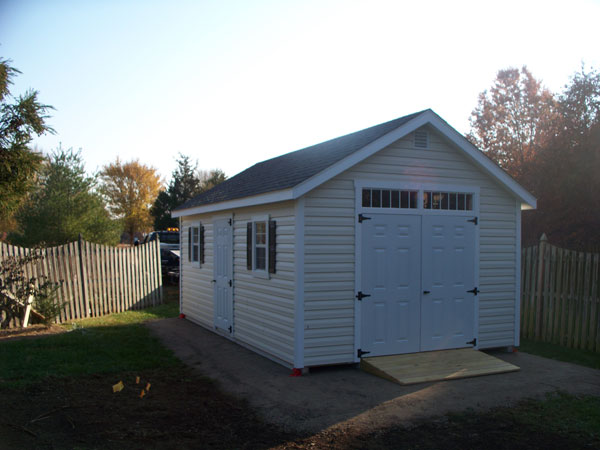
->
[254,221,267,271]
[188,223,204,265]
[362,189,418,209]
[247,218,276,275]
[423,192,473,211]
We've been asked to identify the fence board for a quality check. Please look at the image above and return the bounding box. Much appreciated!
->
[521,236,600,353]
[591,254,599,352]
[0,239,163,328]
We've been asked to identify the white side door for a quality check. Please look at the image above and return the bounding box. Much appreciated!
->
[420,215,476,351]
[213,219,233,333]
[360,214,421,356]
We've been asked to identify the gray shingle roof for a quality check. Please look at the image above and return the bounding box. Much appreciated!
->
[174,110,426,211]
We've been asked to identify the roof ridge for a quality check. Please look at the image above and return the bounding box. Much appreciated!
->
[174,110,428,211]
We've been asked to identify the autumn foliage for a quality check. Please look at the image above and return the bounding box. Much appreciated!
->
[100,159,163,243]
[469,65,600,251]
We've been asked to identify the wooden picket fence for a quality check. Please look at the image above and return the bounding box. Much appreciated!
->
[0,237,163,328]
[521,234,600,352]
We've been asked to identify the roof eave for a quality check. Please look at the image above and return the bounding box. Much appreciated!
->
[293,109,536,209]
[173,109,536,217]
[171,188,295,217]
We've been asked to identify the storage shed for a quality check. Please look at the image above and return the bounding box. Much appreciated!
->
[172,109,536,371]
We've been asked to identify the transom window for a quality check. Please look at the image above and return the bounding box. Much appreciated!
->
[362,189,418,209]
[423,191,473,211]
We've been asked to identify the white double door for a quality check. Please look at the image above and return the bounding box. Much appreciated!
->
[360,214,476,357]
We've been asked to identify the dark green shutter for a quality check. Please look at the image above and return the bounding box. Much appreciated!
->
[246,222,252,270]
[199,225,205,264]
[268,220,276,274]
[188,227,192,261]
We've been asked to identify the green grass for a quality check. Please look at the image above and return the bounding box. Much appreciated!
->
[440,391,600,448]
[519,338,600,370]
[0,302,181,388]
[494,392,600,443]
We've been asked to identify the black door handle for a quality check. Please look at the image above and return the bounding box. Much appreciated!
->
[423,290,431,294]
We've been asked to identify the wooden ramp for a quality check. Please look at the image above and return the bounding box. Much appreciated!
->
[361,349,519,385]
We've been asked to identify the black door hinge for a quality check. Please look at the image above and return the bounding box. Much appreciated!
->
[356,291,371,301]
[228,218,232,226]
[357,349,371,358]
[228,325,232,333]
[466,338,477,346]
[358,214,372,223]
[228,280,232,287]
[467,287,479,295]
[467,217,478,225]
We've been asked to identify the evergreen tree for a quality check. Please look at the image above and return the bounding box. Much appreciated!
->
[0,58,53,229]
[12,147,120,246]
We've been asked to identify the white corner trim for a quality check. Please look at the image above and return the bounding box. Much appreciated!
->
[514,199,522,346]
[353,180,361,363]
[172,189,294,217]
[293,198,305,368]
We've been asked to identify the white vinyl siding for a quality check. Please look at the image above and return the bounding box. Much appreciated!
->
[303,178,356,365]
[180,202,296,366]
[303,126,518,365]
[181,217,214,328]
[232,202,296,365]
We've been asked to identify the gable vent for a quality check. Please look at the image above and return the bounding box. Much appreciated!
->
[414,130,429,149]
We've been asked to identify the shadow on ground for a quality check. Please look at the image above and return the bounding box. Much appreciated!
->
[147,317,600,435]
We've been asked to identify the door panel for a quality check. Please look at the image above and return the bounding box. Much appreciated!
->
[361,215,421,356]
[214,219,233,332]
[360,213,476,356]
[420,215,475,351]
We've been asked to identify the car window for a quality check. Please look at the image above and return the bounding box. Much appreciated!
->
[158,232,179,244]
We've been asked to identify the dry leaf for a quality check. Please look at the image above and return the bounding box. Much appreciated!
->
[145,382,151,391]
[139,389,146,399]
[112,381,124,393]
[136,376,140,384]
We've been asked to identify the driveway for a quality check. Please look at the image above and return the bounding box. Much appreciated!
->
[147,318,600,434]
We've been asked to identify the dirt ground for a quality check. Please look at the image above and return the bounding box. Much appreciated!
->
[2,317,599,449]
[147,317,600,434]
[0,323,65,341]
[1,363,597,449]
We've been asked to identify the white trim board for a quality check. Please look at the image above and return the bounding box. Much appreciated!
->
[293,198,305,368]
[174,109,536,219]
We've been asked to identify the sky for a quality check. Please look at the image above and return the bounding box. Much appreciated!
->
[1,0,599,183]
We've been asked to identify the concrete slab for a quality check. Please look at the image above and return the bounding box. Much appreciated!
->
[147,318,600,434]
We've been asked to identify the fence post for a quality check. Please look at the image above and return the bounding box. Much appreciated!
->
[535,233,548,340]
[78,233,89,317]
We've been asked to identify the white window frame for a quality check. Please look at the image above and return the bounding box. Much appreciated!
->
[190,223,201,268]
[354,179,479,217]
[251,215,270,279]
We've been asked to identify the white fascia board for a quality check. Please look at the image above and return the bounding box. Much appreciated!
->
[174,110,536,217]
[292,113,432,199]
[172,188,294,217]
[424,113,537,209]
[292,110,537,209]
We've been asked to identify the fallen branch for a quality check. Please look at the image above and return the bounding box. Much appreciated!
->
[29,405,70,424]
[4,422,37,438]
